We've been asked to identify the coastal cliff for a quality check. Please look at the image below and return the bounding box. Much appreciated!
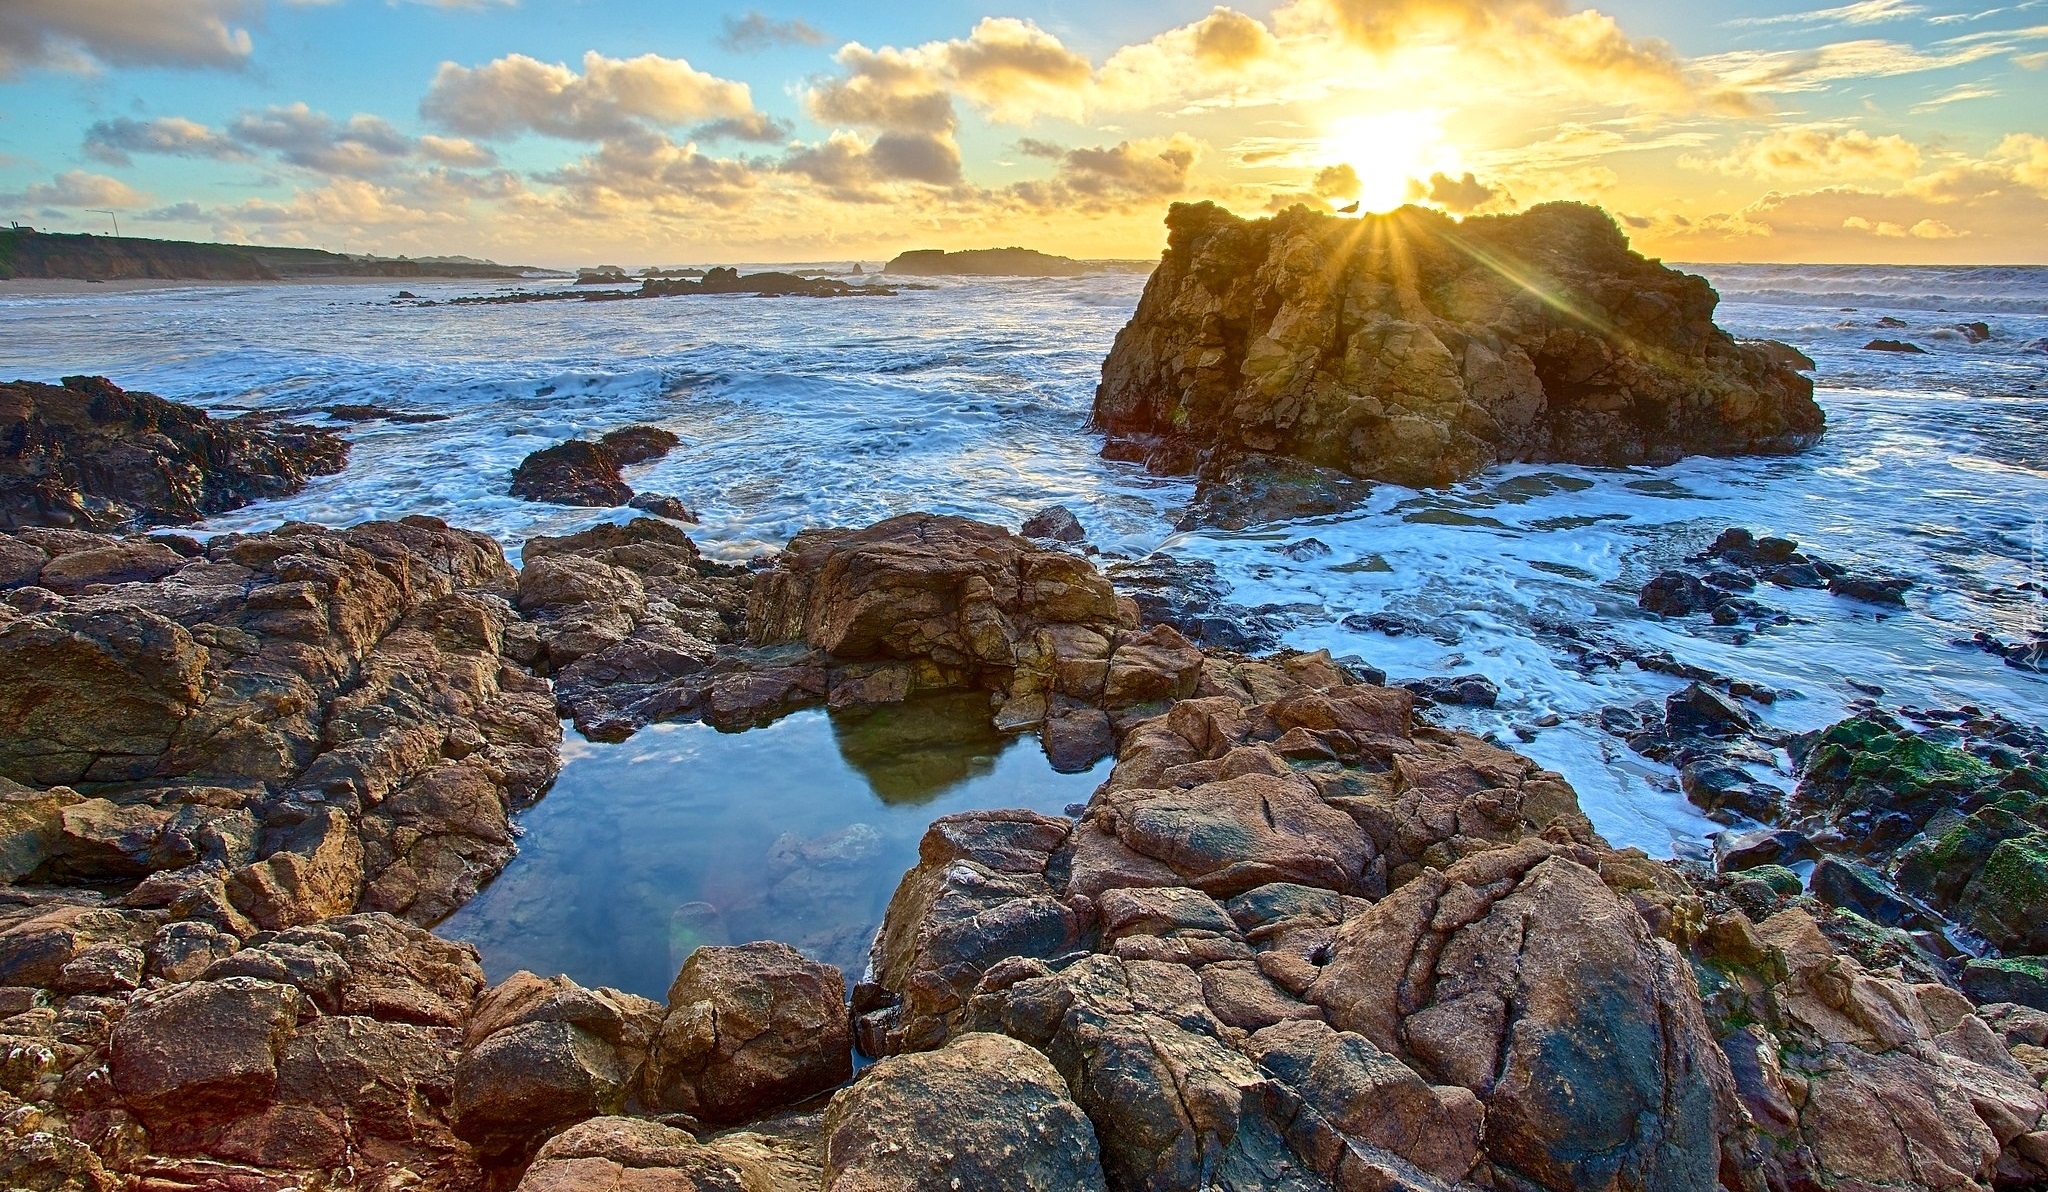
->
[1094,201,1823,487]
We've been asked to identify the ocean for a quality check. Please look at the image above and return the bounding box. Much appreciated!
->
[6,263,2045,993]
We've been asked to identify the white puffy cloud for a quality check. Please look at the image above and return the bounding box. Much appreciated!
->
[85,116,246,165]
[0,0,254,78]
[421,51,755,141]
[1,170,152,210]
[1680,126,1922,179]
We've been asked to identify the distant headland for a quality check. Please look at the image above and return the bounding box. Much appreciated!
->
[883,246,1150,278]
[0,225,551,283]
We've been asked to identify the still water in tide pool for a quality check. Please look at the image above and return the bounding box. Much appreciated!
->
[436,692,1104,1000]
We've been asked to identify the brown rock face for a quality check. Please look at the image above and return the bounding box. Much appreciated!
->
[1094,202,1822,489]
[0,517,561,926]
[0,375,349,531]
[644,941,853,1125]
[822,1031,1106,1191]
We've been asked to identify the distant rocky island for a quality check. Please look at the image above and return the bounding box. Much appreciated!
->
[1095,201,1823,490]
[0,226,545,282]
[885,247,1096,278]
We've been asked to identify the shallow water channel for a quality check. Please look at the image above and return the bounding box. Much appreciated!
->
[437,692,1105,999]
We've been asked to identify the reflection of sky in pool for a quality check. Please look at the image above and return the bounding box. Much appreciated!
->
[436,692,1107,1000]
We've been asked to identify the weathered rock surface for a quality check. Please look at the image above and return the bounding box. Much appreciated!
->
[514,1115,819,1191]
[821,1031,1105,1190]
[644,941,851,1125]
[0,517,561,926]
[1,375,349,532]
[1094,202,1822,488]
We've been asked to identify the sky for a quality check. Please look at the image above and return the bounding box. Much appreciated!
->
[0,0,2044,267]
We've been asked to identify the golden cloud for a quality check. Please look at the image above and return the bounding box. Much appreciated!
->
[421,51,755,141]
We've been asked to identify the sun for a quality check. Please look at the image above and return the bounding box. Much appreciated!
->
[1317,110,1459,213]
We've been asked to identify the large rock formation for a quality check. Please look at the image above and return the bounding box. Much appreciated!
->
[1,376,349,531]
[0,517,560,928]
[1094,202,1823,490]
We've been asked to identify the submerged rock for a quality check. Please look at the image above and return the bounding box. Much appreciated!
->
[1094,201,1822,489]
[0,375,349,532]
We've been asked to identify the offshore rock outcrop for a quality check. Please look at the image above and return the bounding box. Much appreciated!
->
[1094,202,1823,491]
[1,376,349,532]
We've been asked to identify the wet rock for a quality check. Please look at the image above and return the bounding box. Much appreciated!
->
[1962,957,2048,1012]
[1095,201,1821,489]
[1178,453,1371,531]
[1864,339,1926,353]
[626,492,698,522]
[1955,321,1992,343]
[1640,569,1717,616]
[822,1031,1105,1191]
[1399,673,1499,708]
[1665,682,1755,739]
[1829,573,1912,606]
[509,438,632,506]
[1810,856,1923,927]
[1715,826,1813,872]
[598,424,679,466]
[644,941,851,1125]
[1681,761,1785,821]
[0,375,349,532]
[1020,504,1086,542]
[1103,553,1283,652]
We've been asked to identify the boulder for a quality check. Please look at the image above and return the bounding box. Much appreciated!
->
[515,1116,820,1192]
[1094,202,1821,488]
[599,424,680,466]
[110,976,304,1126]
[453,1019,631,1158]
[644,941,852,1124]
[0,375,348,532]
[822,1031,1105,1191]
[1020,504,1085,542]
[1307,840,1741,1190]
[510,439,632,506]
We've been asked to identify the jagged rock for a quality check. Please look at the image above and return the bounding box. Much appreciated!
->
[1962,958,2048,1011]
[110,976,304,1126]
[0,779,81,881]
[454,1019,631,1159]
[0,375,349,532]
[1020,504,1086,542]
[1177,452,1371,531]
[1307,839,1740,1190]
[510,439,632,506]
[599,425,679,465]
[0,519,561,925]
[822,1031,1105,1190]
[1400,674,1499,708]
[643,941,852,1125]
[627,491,698,522]
[1094,202,1821,488]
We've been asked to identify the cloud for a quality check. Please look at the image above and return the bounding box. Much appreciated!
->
[0,0,254,78]
[1681,126,1922,179]
[1910,82,1999,110]
[1096,7,1280,109]
[1696,37,2011,94]
[232,104,415,177]
[718,11,827,53]
[1,170,151,210]
[138,201,210,222]
[809,18,1092,131]
[779,130,964,198]
[1013,138,1067,160]
[1842,214,1964,238]
[1726,0,1924,28]
[422,51,755,141]
[1408,170,1500,212]
[1313,163,1360,198]
[691,112,794,144]
[542,131,760,209]
[1011,135,1201,211]
[84,116,245,165]
[417,134,497,167]
[1998,133,2048,194]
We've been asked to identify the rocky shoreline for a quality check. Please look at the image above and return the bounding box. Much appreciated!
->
[5,226,2047,1191]
[3,494,2046,1191]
